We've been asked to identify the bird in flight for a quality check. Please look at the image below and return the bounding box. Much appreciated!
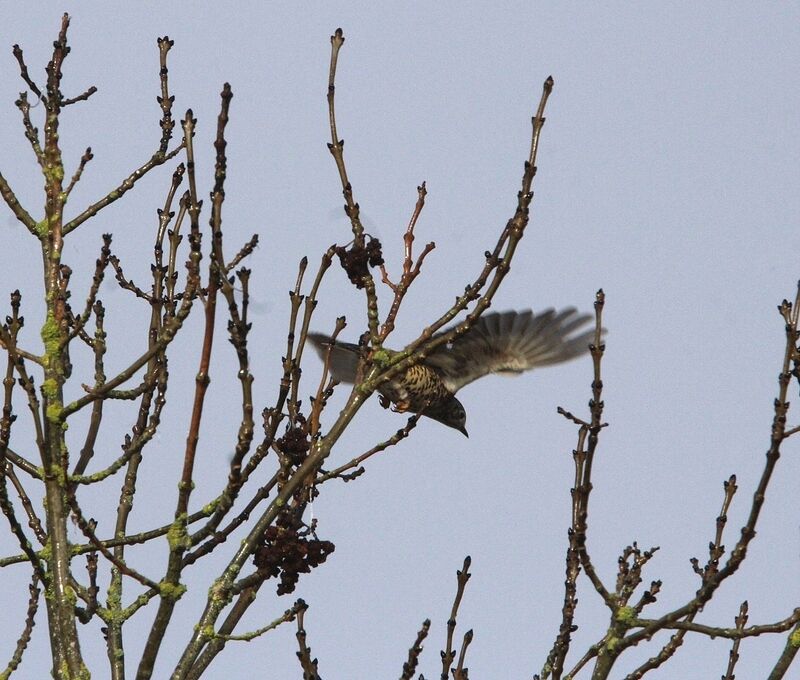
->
[309,308,596,437]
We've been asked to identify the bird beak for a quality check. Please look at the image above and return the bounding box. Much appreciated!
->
[459,426,469,438]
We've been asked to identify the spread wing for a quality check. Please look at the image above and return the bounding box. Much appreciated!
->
[307,333,360,383]
[425,309,596,393]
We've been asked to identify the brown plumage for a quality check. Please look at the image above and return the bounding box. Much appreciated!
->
[308,308,596,436]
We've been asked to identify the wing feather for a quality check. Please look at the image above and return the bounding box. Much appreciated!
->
[307,333,360,383]
[425,309,596,393]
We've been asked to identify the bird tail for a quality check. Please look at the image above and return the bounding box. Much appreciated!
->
[307,333,361,383]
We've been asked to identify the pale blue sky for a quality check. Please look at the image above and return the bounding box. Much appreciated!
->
[0,3,798,678]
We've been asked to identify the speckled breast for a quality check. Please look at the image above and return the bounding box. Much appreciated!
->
[377,363,452,412]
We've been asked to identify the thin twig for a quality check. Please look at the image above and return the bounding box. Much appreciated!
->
[5,463,46,543]
[65,147,94,197]
[0,571,40,676]
[379,182,435,340]
[453,629,473,680]
[317,415,419,483]
[15,92,44,166]
[12,44,44,100]
[62,35,180,236]
[210,600,304,642]
[441,556,472,680]
[62,86,97,106]
[400,619,430,680]
[295,602,322,680]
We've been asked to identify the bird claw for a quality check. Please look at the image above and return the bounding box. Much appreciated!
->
[391,400,411,413]
[378,394,410,412]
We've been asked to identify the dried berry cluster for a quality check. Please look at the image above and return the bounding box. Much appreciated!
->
[335,236,384,288]
[275,419,310,467]
[253,510,335,595]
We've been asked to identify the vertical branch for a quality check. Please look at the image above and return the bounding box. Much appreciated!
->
[64,147,93,198]
[453,629,473,680]
[165,191,189,312]
[541,290,609,680]
[0,571,41,676]
[721,602,748,680]
[71,300,106,477]
[400,619,430,680]
[176,85,260,554]
[176,93,228,521]
[205,83,257,511]
[578,290,612,593]
[136,105,209,680]
[15,92,45,167]
[0,463,45,582]
[28,15,89,677]
[289,248,335,426]
[326,28,381,345]
[326,30,364,246]
[156,37,176,154]
[441,556,472,680]
[295,602,322,680]
[379,182,435,341]
[1,291,23,462]
[5,463,46,544]
[308,316,346,437]
[542,427,588,680]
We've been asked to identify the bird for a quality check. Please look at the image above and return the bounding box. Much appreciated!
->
[308,308,596,437]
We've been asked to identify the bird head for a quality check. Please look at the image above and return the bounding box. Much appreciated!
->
[427,396,468,437]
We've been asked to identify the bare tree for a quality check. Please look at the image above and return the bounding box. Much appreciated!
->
[0,15,797,680]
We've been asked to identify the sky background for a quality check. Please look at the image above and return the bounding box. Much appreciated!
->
[1,3,799,679]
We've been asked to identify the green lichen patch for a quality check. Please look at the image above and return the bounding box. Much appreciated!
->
[46,401,63,423]
[158,580,187,602]
[42,378,59,400]
[615,606,636,625]
[40,310,62,357]
[166,516,191,551]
